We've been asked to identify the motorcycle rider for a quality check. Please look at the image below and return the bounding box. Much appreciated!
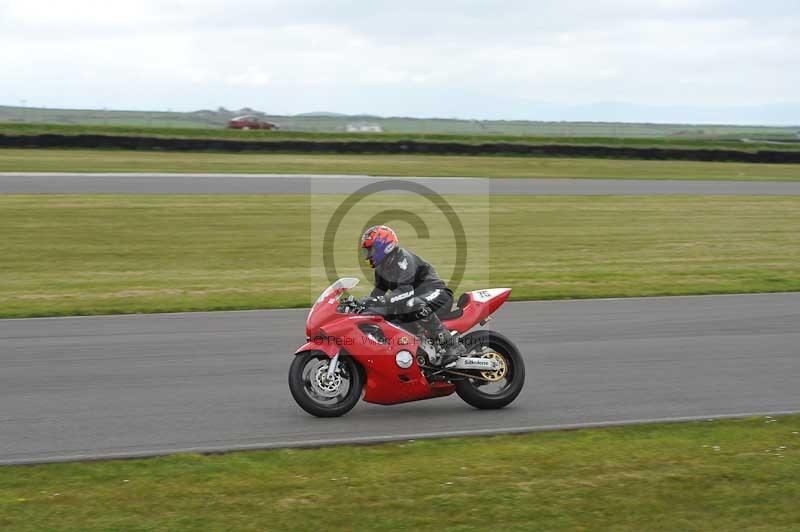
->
[360,225,464,366]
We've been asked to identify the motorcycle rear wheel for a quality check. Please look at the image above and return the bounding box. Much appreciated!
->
[289,351,363,417]
[455,330,525,409]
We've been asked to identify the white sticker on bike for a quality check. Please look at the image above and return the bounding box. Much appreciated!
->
[470,288,509,303]
[460,358,494,368]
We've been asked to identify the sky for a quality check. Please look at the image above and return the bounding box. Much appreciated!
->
[2,0,799,124]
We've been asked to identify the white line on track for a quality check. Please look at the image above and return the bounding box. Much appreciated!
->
[3,410,797,466]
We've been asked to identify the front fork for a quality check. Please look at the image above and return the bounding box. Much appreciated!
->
[325,351,340,380]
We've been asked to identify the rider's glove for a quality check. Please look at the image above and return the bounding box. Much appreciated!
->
[359,295,388,315]
[362,295,387,306]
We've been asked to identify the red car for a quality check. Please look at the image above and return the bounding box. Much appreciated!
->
[227,115,278,130]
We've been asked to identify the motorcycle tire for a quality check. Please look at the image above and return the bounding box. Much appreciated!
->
[455,330,525,409]
[288,351,364,417]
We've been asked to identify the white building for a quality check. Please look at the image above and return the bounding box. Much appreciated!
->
[346,123,383,133]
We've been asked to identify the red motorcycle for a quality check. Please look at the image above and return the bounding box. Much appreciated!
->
[289,278,525,417]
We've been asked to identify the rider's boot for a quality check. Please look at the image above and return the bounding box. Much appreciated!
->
[421,313,464,367]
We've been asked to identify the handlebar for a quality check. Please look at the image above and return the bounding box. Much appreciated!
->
[337,295,365,314]
[337,295,390,316]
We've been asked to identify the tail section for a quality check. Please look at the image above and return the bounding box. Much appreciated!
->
[443,288,511,333]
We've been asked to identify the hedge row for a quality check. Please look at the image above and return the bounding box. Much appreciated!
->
[3,134,800,163]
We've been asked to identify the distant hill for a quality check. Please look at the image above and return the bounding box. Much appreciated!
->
[1,104,798,139]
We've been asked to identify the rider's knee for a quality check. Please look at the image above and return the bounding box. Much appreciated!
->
[397,296,431,321]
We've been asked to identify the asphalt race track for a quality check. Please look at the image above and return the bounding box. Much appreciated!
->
[1,293,798,465]
[2,172,800,194]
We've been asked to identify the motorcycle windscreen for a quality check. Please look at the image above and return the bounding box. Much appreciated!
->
[315,277,359,305]
[306,278,359,336]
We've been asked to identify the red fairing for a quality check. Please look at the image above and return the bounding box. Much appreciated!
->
[294,280,509,406]
[327,315,456,405]
[306,282,353,338]
[294,339,339,359]
[443,288,511,333]
[298,310,456,405]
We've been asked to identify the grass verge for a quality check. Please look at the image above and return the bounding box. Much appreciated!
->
[1,414,798,531]
[1,195,799,318]
[1,148,800,179]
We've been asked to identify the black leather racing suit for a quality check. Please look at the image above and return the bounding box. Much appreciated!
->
[367,248,454,345]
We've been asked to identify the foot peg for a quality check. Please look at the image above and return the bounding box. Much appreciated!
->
[438,342,466,367]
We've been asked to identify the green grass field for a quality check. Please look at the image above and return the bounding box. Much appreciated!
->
[4,122,800,151]
[1,195,799,318]
[2,149,800,179]
[1,414,798,531]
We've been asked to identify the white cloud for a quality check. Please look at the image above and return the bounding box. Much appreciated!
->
[0,0,798,122]
[227,68,272,87]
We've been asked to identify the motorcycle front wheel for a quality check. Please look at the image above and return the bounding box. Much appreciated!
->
[288,351,363,417]
[455,330,525,409]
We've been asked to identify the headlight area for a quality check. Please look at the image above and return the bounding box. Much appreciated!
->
[395,350,413,369]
